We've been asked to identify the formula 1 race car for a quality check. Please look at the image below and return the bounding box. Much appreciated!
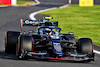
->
[5,17,95,62]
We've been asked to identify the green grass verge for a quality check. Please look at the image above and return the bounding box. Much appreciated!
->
[17,1,33,4]
[40,4,100,45]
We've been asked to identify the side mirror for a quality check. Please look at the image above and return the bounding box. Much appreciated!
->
[68,32,74,35]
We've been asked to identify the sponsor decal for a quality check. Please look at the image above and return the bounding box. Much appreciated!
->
[24,20,39,25]
[25,20,35,24]
[79,0,94,6]
[52,41,63,56]
[53,43,61,52]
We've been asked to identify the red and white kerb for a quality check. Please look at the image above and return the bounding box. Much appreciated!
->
[0,0,16,5]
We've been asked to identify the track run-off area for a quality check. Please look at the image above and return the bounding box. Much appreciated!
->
[0,0,100,67]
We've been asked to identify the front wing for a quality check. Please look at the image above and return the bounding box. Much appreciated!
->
[26,51,95,62]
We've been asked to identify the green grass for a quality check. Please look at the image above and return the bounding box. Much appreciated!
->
[17,1,33,4]
[40,5,100,45]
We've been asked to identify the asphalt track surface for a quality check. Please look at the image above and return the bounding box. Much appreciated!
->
[0,0,100,67]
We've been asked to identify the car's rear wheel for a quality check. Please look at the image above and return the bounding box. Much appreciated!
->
[5,31,20,54]
[17,35,33,59]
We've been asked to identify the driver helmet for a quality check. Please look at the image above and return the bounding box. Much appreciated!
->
[45,28,51,35]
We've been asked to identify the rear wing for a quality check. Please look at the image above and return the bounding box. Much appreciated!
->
[20,19,58,28]
[21,19,41,26]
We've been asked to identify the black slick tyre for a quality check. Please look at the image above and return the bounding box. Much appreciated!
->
[17,35,33,60]
[78,38,93,55]
[5,31,20,54]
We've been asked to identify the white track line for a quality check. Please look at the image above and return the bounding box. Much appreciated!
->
[93,50,100,54]
[29,7,57,20]
[30,0,40,6]
[29,0,69,20]
[59,4,69,8]
[29,0,100,55]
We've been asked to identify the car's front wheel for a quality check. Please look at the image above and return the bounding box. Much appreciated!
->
[77,38,94,55]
